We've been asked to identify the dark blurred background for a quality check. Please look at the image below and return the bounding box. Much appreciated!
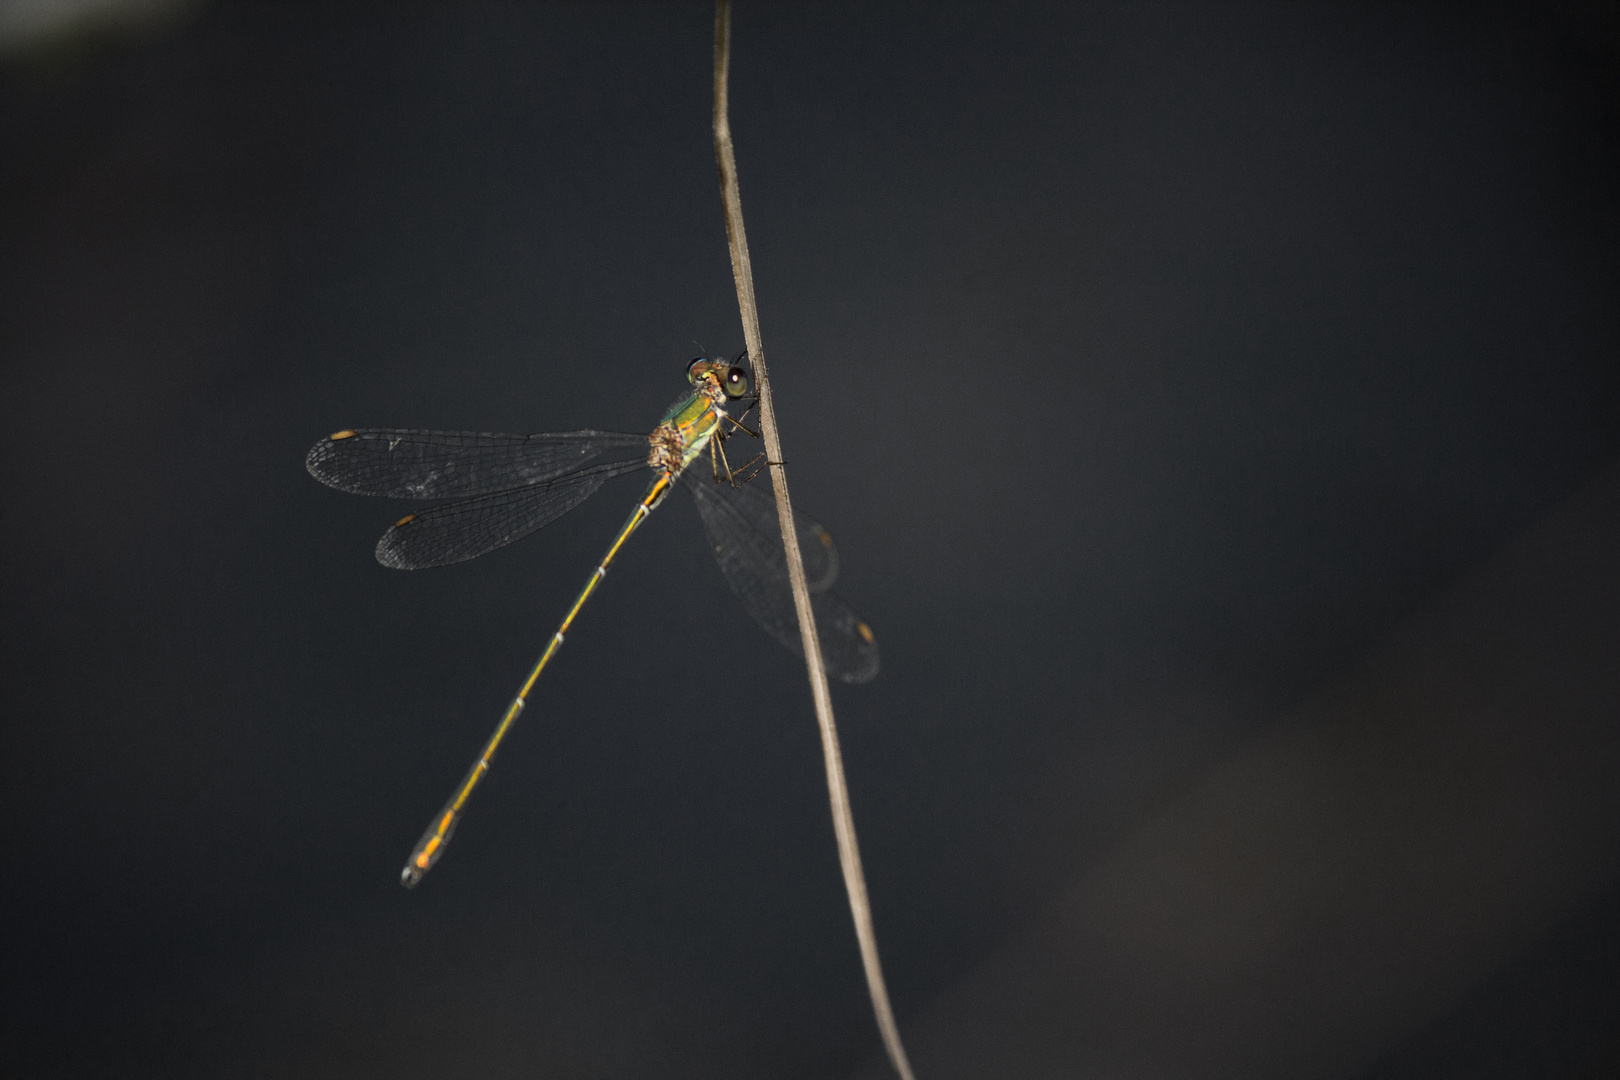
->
[2,2,1617,1077]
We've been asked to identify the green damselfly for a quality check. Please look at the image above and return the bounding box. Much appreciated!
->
[306,357,878,887]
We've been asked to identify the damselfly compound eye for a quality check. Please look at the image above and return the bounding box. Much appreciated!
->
[724,366,750,398]
[686,357,708,385]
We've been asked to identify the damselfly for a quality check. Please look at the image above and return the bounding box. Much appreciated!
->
[306,356,879,887]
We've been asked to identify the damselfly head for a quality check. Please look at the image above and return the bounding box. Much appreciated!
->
[686,356,751,399]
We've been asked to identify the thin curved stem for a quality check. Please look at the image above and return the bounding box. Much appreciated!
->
[713,5,916,1079]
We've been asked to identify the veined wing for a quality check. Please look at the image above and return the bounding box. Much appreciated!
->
[378,459,647,569]
[307,428,647,499]
[685,473,878,684]
[683,471,840,591]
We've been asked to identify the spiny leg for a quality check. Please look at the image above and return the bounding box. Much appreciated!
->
[710,436,729,485]
[717,432,768,488]
[732,448,768,486]
[712,432,740,486]
[723,396,760,438]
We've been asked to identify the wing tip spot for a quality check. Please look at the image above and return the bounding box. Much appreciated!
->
[818,529,834,547]
[857,621,875,644]
[394,513,417,527]
[330,429,357,440]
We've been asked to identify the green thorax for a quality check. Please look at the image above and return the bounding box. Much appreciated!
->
[648,388,722,475]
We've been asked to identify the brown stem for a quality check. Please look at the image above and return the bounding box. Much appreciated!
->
[712,4,916,1079]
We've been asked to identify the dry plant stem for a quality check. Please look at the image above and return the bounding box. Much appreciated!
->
[712,5,916,1079]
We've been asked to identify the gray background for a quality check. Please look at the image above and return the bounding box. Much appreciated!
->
[2,3,1617,1077]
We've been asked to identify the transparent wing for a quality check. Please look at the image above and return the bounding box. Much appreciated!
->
[683,471,839,591]
[685,473,878,684]
[307,428,647,499]
[377,459,647,569]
